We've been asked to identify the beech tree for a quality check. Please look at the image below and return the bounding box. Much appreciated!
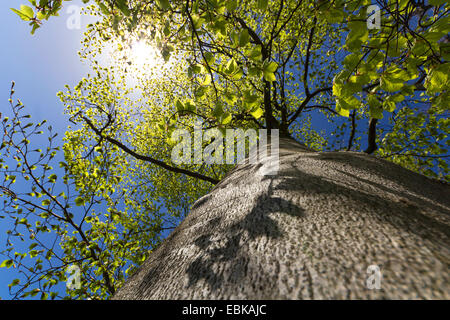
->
[1,0,448,299]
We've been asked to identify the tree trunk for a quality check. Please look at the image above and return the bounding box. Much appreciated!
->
[113,137,450,299]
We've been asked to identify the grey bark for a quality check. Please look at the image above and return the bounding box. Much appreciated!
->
[113,137,450,299]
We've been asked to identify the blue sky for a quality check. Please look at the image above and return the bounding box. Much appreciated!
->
[0,0,96,299]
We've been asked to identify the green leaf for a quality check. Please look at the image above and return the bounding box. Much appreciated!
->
[380,78,403,92]
[263,72,276,82]
[20,5,34,19]
[10,279,20,287]
[383,99,396,112]
[191,14,205,30]
[239,29,249,47]
[224,58,238,75]
[367,95,381,109]
[213,102,224,118]
[29,250,38,258]
[257,0,269,10]
[263,62,277,82]
[343,53,362,69]
[0,259,14,268]
[204,52,215,65]
[346,21,368,52]
[226,0,238,11]
[429,0,446,5]
[11,7,32,21]
[368,95,383,118]
[243,91,259,110]
[232,67,243,80]
[323,8,345,24]
[336,96,359,110]
[175,99,185,112]
[335,105,350,117]
[98,3,110,15]
[156,0,171,10]
[248,45,262,61]
[264,61,278,73]
[248,66,261,77]
[390,94,405,103]
[425,64,449,95]
[250,107,264,119]
[30,22,39,34]
[185,100,196,112]
[380,68,406,92]
[332,80,343,97]
[369,106,383,119]
[220,112,232,124]
[201,74,212,86]
[75,197,85,206]
[116,0,131,16]
[411,40,428,56]
[212,18,226,36]
[192,63,204,75]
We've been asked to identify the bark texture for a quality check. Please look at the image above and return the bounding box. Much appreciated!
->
[113,137,450,299]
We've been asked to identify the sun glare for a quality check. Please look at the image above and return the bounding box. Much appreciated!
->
[129,40,161,69]
[106,37,178,80]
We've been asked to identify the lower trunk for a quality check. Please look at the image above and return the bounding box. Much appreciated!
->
[113,137,450,299]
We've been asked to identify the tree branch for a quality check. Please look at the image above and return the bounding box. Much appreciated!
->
[347,110,356,151]
[364,118,378,154]
[82,116,219,185]
[288,86,332,124]
[303,17,317,97]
